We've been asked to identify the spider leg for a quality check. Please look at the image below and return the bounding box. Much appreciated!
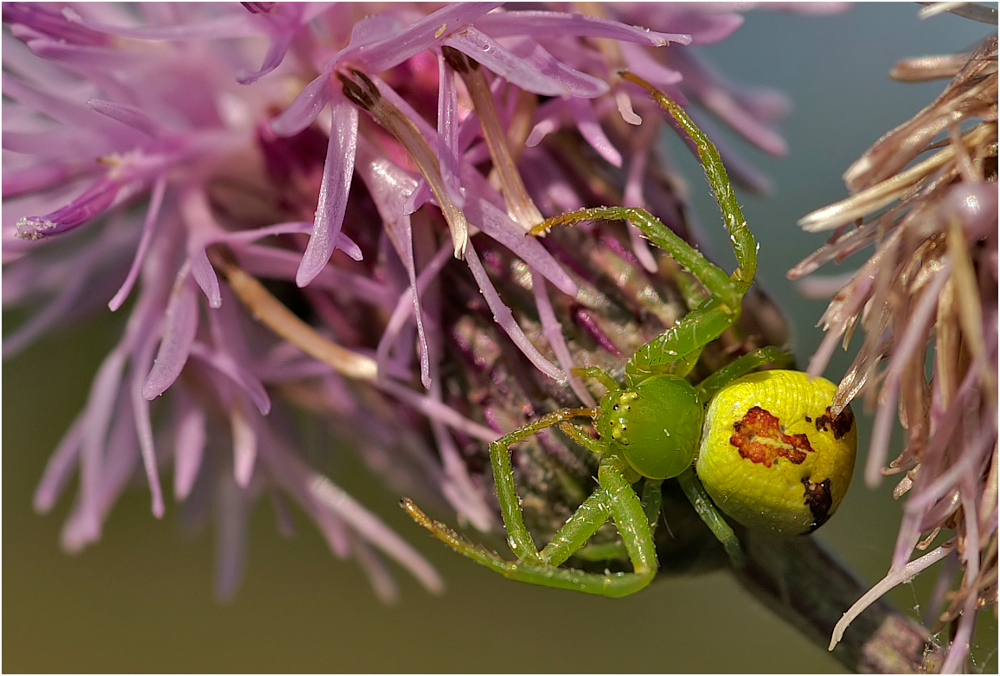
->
[571,366,620,393]
[696,346,794,404]
[403,455,659,597]
[532,75,758,386]
[488,407,596,562]
[574,477,663,563]
[676,468,746,568]
[620,71,755,294]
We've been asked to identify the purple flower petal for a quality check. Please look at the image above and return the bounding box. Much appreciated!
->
[173,398,207,500]
[109,175,166,311]
[2,3,110,45]
[15,176,127,239]
[131,331,167,518]
[464,241,564,382]
[344,3,503,74]
[566,96,622,167]
[296,101,358,287]
[87,98,161,137]
[231,404,258,488]
[142,275,199,400]
[34,412,86,513]
[531,270,595,407]
[190,246,222,308]
[189,342,271,416]
[61,6,259,40]
[436,51,465,209]
[66,346,128,551]
[269,73,332,138]
[2,161,80,198]
[475,9,691,46]
[214,475,249,602]
[236,3,306,85]
[308,471,445,594]
[460,180,578,298]
[444,28,608,98]
[29,39,160,70]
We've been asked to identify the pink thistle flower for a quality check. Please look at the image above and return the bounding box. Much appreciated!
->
[4,2,800,606]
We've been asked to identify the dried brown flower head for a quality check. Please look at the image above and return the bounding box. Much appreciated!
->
[790,27,998,673]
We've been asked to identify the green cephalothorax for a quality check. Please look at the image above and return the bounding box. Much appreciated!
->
[598,376,702,481]
[402,72,857,597]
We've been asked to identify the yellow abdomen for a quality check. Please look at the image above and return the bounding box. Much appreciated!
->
[696,370,857,537]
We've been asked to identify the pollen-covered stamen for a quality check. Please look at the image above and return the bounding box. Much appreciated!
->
[211,249,378,381]
[442,46,544,231]
[338,68,469,258]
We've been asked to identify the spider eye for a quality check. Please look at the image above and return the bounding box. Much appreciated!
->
[696,370,857,537]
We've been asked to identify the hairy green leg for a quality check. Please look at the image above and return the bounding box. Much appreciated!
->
[620,72,755,294]
[676,468,746,568]
[575,477,663,562]
[556,422,603,454]
[401,495,646,595]
[696,346,794,403]
[571,366,619,393]
[489,410,657,594]
[536,486,612,567]
[535,204,745,384]
[488,407,596,563]
[404,452,658,596]
[534,74,756,386]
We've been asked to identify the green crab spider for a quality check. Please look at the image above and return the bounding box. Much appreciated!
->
[402,73,857,597]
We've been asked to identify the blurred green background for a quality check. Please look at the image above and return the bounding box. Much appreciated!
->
[5,4,996,672]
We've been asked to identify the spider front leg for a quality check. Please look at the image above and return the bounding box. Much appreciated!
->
[533,73,756,383]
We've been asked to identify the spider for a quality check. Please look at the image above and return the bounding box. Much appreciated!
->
[401,73,857,597]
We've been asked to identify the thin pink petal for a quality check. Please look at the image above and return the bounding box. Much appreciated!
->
[190,246,222,308]
[143,274,199,400]
[231,404,258,488]
[109,175,166,311]
[464,241,564,382]
[444,28,608,98]
[269,73,332,138]
[296,101,358,287]
[173,399,207,500]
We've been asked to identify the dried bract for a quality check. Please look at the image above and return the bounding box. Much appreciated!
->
[791,31,998,673]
